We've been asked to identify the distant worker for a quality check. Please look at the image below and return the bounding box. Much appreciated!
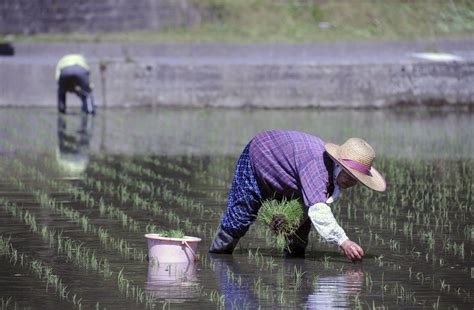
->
[55,54,96,114]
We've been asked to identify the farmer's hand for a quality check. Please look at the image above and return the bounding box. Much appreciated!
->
[340,240,364,262]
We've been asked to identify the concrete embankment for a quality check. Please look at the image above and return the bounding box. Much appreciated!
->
[1,39,474,109]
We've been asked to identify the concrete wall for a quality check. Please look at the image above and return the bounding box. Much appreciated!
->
[2,58,472,109]
[103,61,474,108]
[1,41,473,109]
[0,0,201,34]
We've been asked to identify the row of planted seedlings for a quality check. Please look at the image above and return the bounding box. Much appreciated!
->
[103,109,234,197]
[327,157,473,308]
[347,172,467,307]
[5,111,218,239]
[0,148,165,308]
[0,232,89,309]
[367,159,471,270]
[0,146,231,309]
[0,116,222,308]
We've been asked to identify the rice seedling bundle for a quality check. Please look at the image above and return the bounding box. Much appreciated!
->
[257,199,305,250]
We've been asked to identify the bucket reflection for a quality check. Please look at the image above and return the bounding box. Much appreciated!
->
[146,262,199,303]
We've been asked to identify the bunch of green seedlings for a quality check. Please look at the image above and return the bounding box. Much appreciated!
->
[0,197,159,308]
[154,229,185,239]
[257,198,305,251]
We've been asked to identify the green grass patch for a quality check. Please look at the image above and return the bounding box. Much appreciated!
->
[6,0,474,44]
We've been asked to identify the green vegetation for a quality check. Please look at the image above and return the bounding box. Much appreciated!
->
[6,0,474,43]
[155,229,186,239]
[258,198,305,250]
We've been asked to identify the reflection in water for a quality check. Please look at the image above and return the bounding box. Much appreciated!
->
[306,268,363,309]
[56,114,94,176]
[146,262,199,303]
[210,254,363,309]
[210,255,259,309]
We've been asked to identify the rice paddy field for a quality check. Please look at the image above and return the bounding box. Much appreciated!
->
[0,107,472,309]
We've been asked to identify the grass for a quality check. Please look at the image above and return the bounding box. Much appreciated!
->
[3,0,474,44]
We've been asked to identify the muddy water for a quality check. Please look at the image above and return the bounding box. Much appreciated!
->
[0,108,472,309]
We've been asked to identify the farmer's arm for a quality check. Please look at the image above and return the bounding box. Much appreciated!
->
[299,161,348,246]
[308,202,348,245]
[308,203,364,261]
[299,160,364,261]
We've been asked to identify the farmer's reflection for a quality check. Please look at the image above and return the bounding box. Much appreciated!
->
[210,254,363,308]
[209,255,259,309]
[146,262,199,301]
[56,114,94,175]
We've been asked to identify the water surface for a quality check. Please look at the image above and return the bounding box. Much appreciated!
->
[0,108,472,309]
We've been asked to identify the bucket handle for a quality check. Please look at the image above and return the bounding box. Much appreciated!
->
[182,240,198,261]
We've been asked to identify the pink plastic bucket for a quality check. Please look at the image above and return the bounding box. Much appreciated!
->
[145,234,202,264]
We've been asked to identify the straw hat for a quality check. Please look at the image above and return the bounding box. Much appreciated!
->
[324,138,386,192]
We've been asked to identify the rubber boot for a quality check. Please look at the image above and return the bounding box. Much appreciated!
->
[58,101,66,114]
[209,226,239,254]
[81,94,96,115]
[284,218,311,258]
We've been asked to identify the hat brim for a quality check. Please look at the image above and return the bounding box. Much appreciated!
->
[324,142,386,192]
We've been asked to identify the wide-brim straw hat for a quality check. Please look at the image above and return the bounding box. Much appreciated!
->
[324,138,386,192]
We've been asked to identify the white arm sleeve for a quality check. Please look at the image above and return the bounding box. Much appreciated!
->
[308,203,349,246]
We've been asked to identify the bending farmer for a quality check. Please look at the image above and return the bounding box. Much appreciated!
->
[209,130,386,261]
[55,54,96,114]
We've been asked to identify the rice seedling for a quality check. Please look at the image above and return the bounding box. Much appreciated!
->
[0,297,19,310]
[153,229,185,239]
[2,195,158,308]
[257,198,305,251]
[208,290,225,308]
[5,171,147,261]
[0,234,83,307]
[292,266,306,289]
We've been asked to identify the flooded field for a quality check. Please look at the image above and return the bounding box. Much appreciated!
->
[0,107,472,309]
